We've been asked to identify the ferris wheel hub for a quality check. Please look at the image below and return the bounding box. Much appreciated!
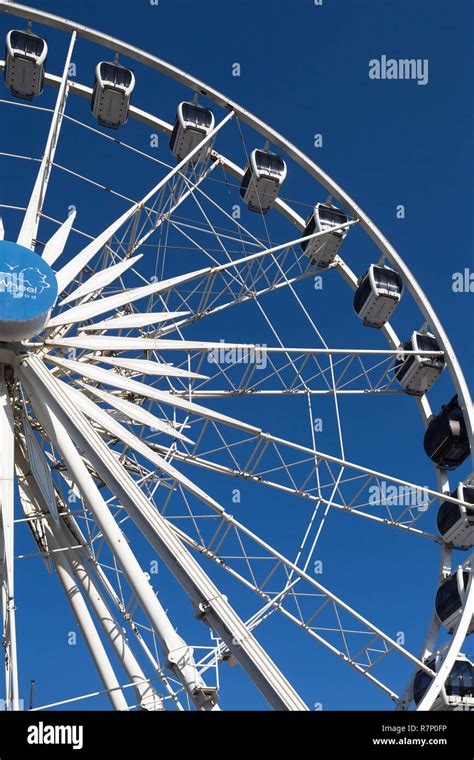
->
[0,241,57,341]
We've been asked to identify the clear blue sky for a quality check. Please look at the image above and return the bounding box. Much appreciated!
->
[0,0,472,711]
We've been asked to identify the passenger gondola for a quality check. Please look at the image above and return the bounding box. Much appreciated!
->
[394,331,445,395]
[437,483,474,547]
[169,101,215,163]
[240,149,287,213]
[301,203,350,268]
[413,654,474,710]
[4,30,47,100]
[91,62,135,129]
[423,395,470,470]
[435,568,474,634]
[353,264,404,328]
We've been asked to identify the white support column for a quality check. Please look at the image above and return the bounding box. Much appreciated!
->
[17,32,76,250]
[0,368,19,710]
[14,439,163,711]
[18,360,220,711]
[43,527,130,710]
[18,355,308,711]
[54,110,234,295]
[14,442,129,710]
[59,509,184,710]
[417,559,474,712]
[50,520,164,711]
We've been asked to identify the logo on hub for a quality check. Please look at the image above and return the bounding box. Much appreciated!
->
[0,265,52,299]
[0,240,58,341]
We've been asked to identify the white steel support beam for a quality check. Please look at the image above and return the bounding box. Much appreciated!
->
[41,530,129,710]
[416,559,474,712]
[14,440,163,711]
[18,354,308,711]
[1,1,470,712]
[1,1,470,456]
[54,521,164,711]
[54,110,234,295]
[61,510,184,711]
[17,32,76,249]
[18,358,221,712]
[14,443,129,710]
[0,368,19,710]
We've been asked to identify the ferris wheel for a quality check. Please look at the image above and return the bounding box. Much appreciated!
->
[0,0,472,713]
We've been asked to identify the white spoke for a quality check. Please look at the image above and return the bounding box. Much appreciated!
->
[0,369,19,710]
[18,354,308,711]
[0,1,471,714]
[54,111,234,295]
[17,33,76,249]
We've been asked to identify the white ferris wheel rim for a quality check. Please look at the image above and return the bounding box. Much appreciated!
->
[0,0,472,713]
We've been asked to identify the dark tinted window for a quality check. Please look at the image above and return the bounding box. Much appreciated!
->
[394,338,413,378]
[436,501,462,536]
[415,658,474,703]
[181,102,213,129]
[446,660,474,698]
[417,334,440,354]
[318,205,348,226]
[353,274,372,314]
[435,573,469,622]
[11,31,44,57]
[424,402,469,467]
[99,63,133,88]
[302,213,316,251]
[413,666,434,705]
[462,486,474,506]
[414,333,444,369]
[372,266,403,295]
[254,150,286,175]
[240,167,251,197]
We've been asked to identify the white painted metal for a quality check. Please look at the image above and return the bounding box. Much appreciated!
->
[15,441,163,710]
[54,111,234,294]
[59,253,143,305]
[83,355,205,379]
[0,5,471,450]
[18,355,308,710]
[75,381,195,442]
[23,413,58,523]
[62,382,221,510]
[48,268,210,327]
[41,209,76,265]
[79,311,190,331]
[0,369,19,710]
[9,0,467,453]
[48,505,185,710]
[16,442,130,710]
[46,355,262,434]
[73,382,193,445]
[51,519,163,710]
[19,359,222,711]
[0,1,471,711]
[417,559,474,711]
[16,32,76,250]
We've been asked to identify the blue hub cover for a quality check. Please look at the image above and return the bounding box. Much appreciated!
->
[0,240,58,342]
